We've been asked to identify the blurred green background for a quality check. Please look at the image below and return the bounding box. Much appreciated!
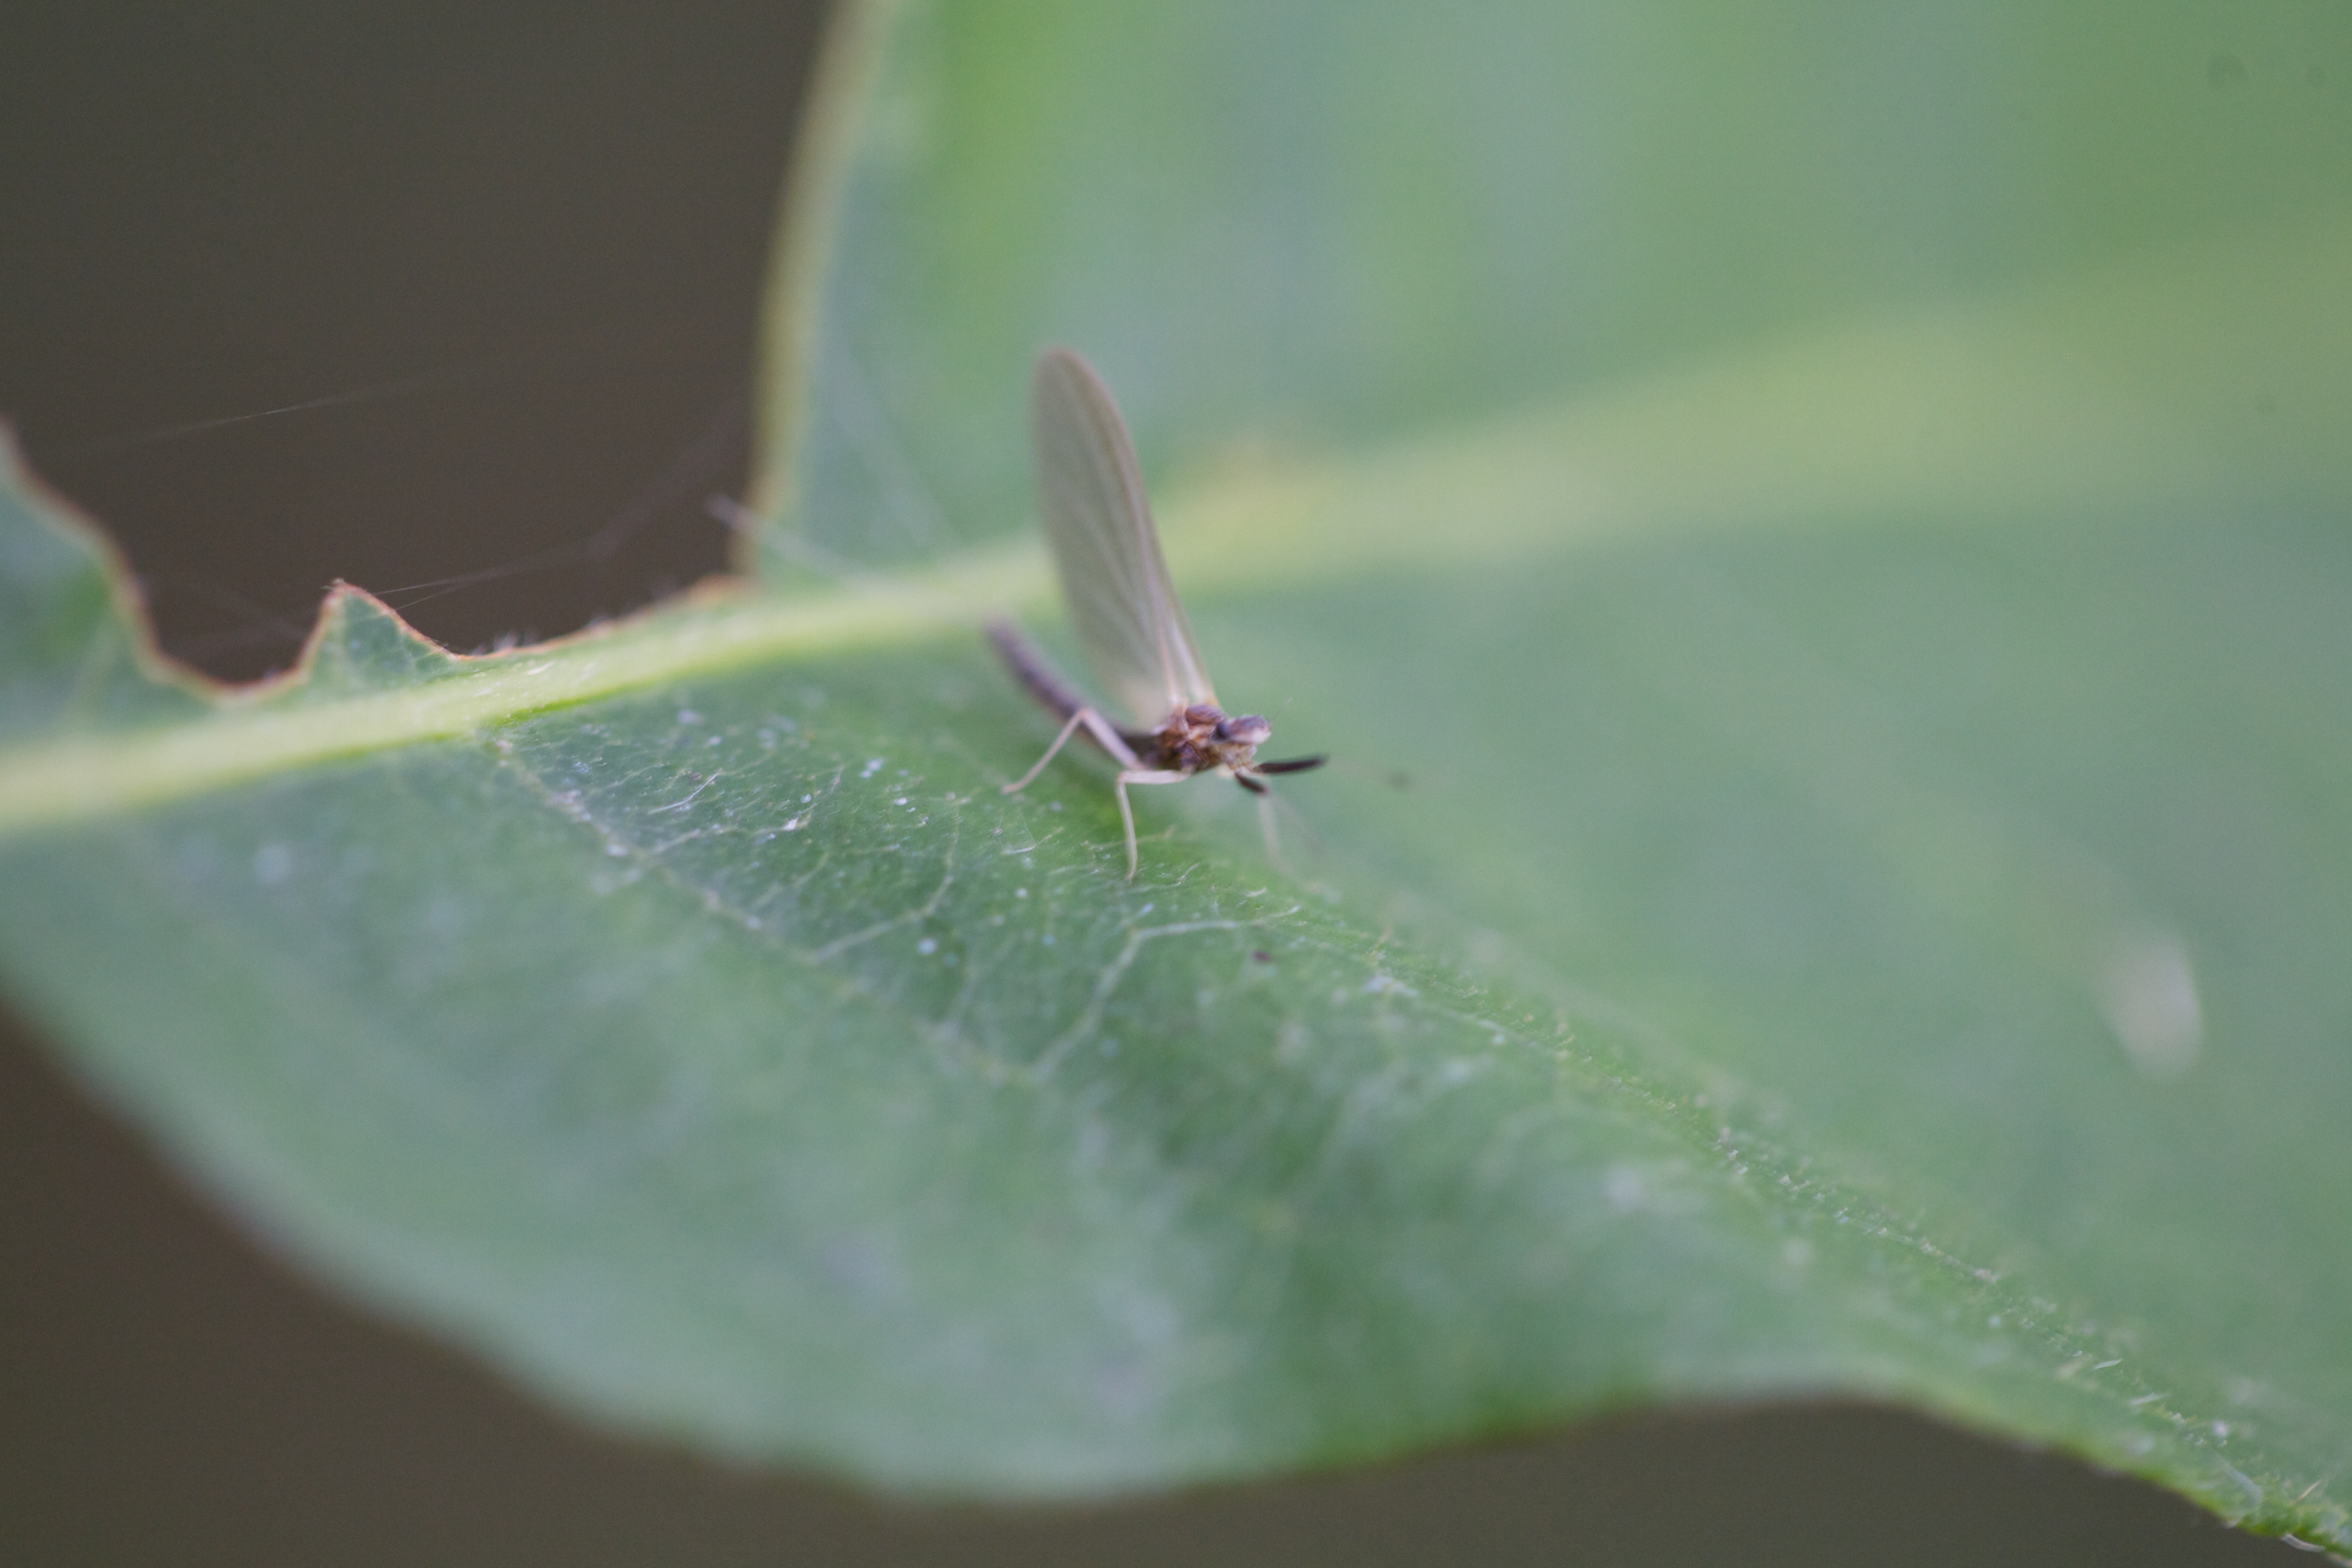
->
[0,2,2326,1562]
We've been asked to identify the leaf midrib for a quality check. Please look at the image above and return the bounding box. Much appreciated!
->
[3,213,2323,841]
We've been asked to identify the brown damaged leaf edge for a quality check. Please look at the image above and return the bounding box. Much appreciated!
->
[0,428,1039,841]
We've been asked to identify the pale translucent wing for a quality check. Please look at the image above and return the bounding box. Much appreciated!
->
[1030,347,1215,726]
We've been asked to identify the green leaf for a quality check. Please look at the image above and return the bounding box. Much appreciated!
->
[4,0,2350,1545]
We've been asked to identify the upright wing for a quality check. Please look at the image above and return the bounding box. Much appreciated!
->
[1030,347,1215,727]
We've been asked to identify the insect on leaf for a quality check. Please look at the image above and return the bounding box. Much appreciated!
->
[1030,346,1215,726]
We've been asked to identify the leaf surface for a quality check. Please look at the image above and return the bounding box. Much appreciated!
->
[3,0,2350,1542]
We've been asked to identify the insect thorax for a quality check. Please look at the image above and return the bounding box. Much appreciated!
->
[1145,703,1272,774]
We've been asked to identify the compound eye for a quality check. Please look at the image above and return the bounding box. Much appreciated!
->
[1223,715,1272,746]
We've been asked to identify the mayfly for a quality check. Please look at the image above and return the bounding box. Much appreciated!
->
[992,347,1325,878]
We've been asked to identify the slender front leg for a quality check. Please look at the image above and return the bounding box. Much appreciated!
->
[1255,788,1290,877]
[1003,706,1142,795]
[1002,708,1089,794]
[1112,768,1191,879]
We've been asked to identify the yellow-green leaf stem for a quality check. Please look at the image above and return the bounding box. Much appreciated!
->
[6,212,2341,842]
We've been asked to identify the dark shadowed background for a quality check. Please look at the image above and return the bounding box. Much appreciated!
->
[0,4,2309,1562]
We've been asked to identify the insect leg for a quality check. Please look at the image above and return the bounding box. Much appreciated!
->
[1081,709,1145,767]
[1002,706,1142,795]
[1237,769,1318,875]
[1255,788,1291,877]
[1002,708,1090,794]
[1112,768,1190,879]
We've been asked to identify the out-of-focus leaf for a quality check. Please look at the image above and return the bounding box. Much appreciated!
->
[2,0,2348,1545]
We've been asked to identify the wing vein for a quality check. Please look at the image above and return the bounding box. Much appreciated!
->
[1029,348,1215,726]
